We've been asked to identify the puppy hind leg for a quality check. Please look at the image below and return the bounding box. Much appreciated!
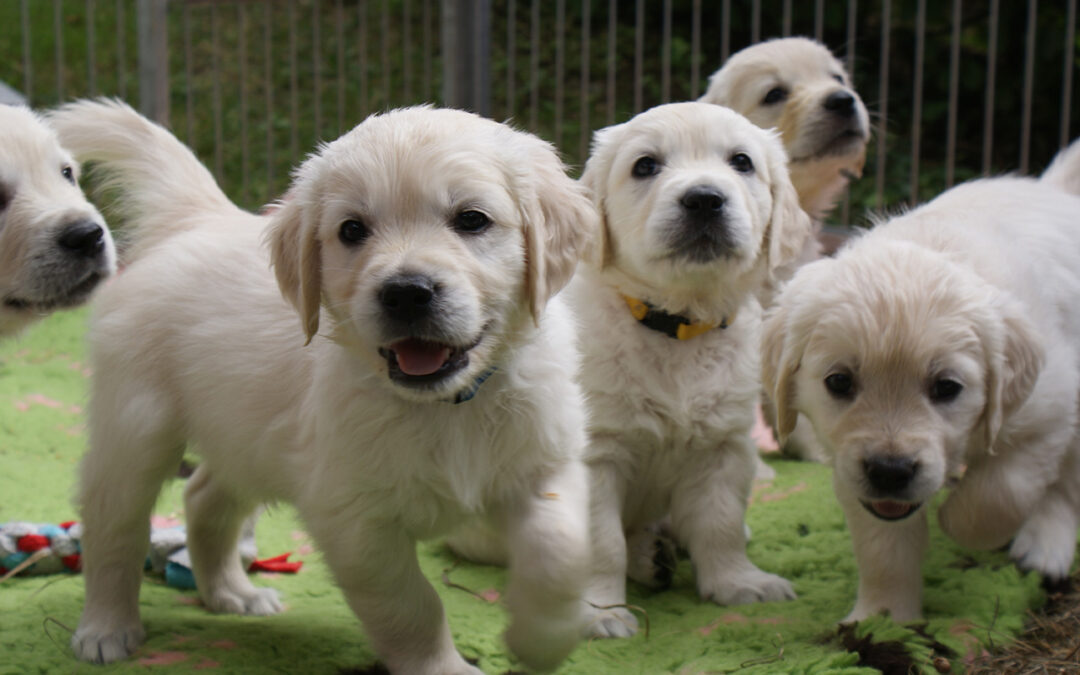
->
[625,519,678,590]
[671,438,795,606]
[72,415,185,663]
[184,464,282,616]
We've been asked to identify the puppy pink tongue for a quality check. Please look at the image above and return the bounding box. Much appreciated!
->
[392,339,451,376]
[872,500,912,518]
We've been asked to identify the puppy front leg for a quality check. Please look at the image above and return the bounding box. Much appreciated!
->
[835,474,927,623]
[581,458,638,638]
[503,459,591,668]
[312,519,481,675]
[1009,441,1080,585]
[671,438,795,606]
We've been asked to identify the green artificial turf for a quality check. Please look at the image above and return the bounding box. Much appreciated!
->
[0,309,1056,674]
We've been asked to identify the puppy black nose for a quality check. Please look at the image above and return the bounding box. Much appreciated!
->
[824,91,856,117]
[379,274,437,322]
[864,456,918,494]
[680,186,725,219]
[57,220,106,258]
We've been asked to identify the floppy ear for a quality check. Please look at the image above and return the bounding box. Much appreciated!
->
[761,301,802,442]
[762,132,813,275]
[521,140,599,323]
[266,195,323,344]
[577,125,622,270]
[980,302,1044,451]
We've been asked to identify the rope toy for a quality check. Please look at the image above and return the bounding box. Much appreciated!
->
[0,520,302,588]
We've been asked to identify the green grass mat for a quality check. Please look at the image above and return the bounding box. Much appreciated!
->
[0,310,1055,674]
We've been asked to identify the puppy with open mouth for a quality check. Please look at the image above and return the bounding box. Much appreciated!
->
[762,141,1080,622]
[572,102,810,637]
[0,105,115,335]
[50,100,596,674]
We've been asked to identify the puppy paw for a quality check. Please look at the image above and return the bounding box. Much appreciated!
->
[204,585,283,616]
[626,532,677,590]
[581,605,638,638]
[505,611,582,670]
[1009,512,1078,583]
[699,568,796,606]
[71,623,146,664]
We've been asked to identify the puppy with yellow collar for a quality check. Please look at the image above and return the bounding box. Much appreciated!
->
[570,102,811,637]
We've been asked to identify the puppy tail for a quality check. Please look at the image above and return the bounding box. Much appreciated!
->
[47,98,244,260]
[1041,138,1080,196]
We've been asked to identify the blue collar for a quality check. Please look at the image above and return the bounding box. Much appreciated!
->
[451,367,498,404]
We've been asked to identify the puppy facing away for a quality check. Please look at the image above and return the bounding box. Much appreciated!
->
[572,102,809,637]
[0,105,115,335]
[762,141,1080,622]
[701,37,870,226]
[50,100,596,674]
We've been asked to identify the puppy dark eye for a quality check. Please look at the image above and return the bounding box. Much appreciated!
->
[762,87,788,105]
[832,73,845,84]
[454,209,491,234]
[929,378,963,403]
[61,165,75,184]
[339,219,369,246]
[824,372,855,399]
[632,156,660,178]
[730,153,754,174]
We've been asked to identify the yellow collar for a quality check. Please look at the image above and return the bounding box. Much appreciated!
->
[621,294,730,340]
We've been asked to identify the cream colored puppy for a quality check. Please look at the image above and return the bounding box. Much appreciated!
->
[763,143,1080,622]
[701,37,870,224]
[0,105,115,334]
[573,102,808,638]
[50,100,596,674]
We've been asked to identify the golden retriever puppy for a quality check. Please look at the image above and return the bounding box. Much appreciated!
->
[573,102,808,637]
[762,143,1080,622]
[701,37,870,225]
[50,100,596,674]
[0,105,115,335]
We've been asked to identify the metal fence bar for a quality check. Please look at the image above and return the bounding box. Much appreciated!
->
[874,0,891,210]
[529,0,538,129]
[336,0,345,136]
[116,0,127,99]
[54,0,64,101]
[814,0,824,42]
[1019,0,1037,173]
[555,0,565,146]
[982,0,998,174]
[21,0,31,102]
[137,0,168,124]
[945,0,961,187]
[782,0,792,36]
[841,0,857,225]
[358,0,368,115]
[579,0,590,161]
[183,3,193,144]
[211,2,223,179]
[381,0,390,108]
[402,0,412,103]
[86,0,96,96]
[313,0,322,141]
[662,0,671,103]
[606,0,615,125]
[1061,0,1076,148]
[910,0,925,205]
[721,0,730,62]
[289,0,299,163]
[691,0,701,97]
[265,0,274,202]
[506,0,515,117]
[634,0,643,113]
[752,0,761,43]
[423,0,432,103]
[239,3,250,203]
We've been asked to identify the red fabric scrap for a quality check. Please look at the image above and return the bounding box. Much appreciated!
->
[62,553,82,571]
[17,534,50,552]
[60,521,77,530]
[249,553,303,574]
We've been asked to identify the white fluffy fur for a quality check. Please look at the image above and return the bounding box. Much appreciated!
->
[762,140,1080,622]
[0,105,115,335]
[572,102,808,638]
[50,99,597,674]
